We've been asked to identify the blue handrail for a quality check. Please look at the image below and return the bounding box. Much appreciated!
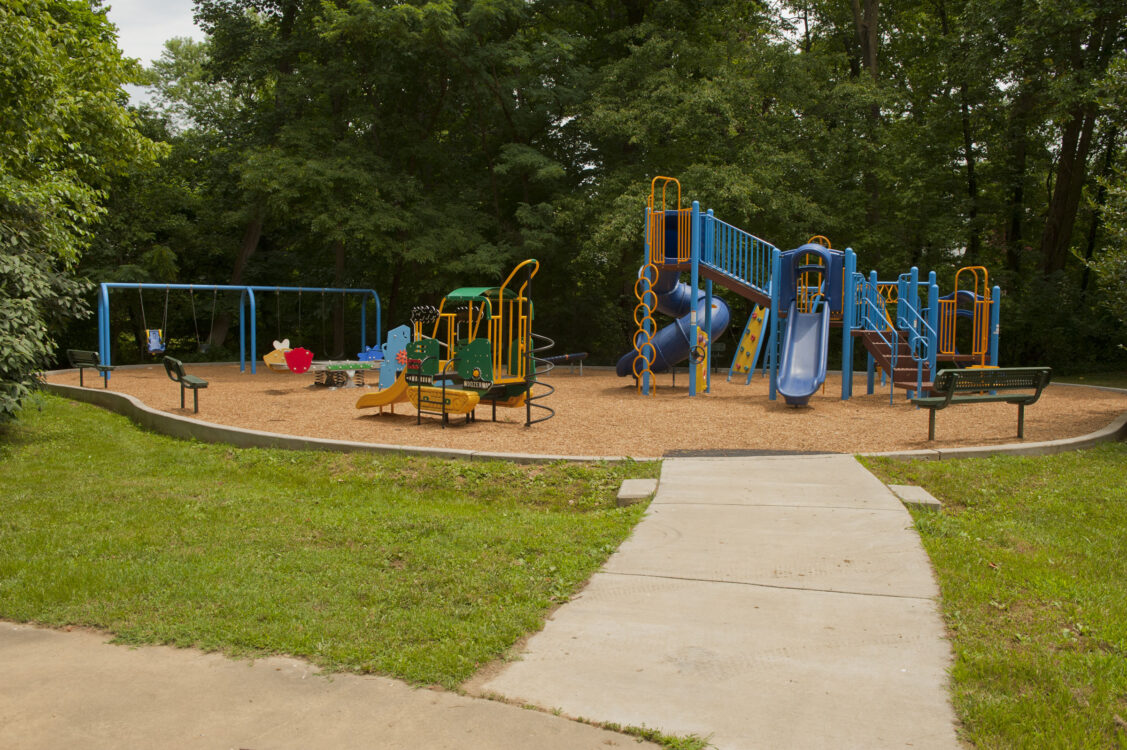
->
[700,215,775,298]
[852,273,898,404]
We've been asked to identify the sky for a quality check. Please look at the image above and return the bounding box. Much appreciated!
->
[104,0,202,66]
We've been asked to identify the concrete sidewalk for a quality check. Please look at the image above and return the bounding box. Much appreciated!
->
[0,622,658,750]
[480,454,960,749]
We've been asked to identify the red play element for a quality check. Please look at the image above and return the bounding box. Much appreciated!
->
[284,347,314,374]
[396,349,408,365]
[406,358,422,369]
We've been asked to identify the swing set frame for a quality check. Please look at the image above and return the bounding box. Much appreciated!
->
[97,283,382,376]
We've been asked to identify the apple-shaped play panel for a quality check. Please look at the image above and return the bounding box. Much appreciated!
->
[284,347,314,374]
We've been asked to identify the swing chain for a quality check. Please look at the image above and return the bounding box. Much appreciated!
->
[190,287,201,349]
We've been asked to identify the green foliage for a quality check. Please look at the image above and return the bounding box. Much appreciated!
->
[0,396,656,688]
[1091,167,1127,333]
[55,0,1127,368]
[0,0,157,419]
[0,251,91,420]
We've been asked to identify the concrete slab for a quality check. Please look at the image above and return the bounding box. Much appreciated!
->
[0,622,657,750]
[890,484,944,511]
[483,573,956,750]
[655,454,905,509]
[617,478,658,506]
[603,504,937,597]
[481,455,959,750]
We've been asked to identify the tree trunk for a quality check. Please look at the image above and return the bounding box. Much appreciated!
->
[1081,127,1119,293]
[387,256,404,331]
[1040,103,1097,274]
[849,0,880,81]
[332,239,345,357]
[960,83,981,263]
[1004,87,1035,273]
[207,206,264,349]
[850,0,881,228]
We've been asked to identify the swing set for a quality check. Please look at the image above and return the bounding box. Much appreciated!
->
[97,283,381,376]
[137,286,220,355]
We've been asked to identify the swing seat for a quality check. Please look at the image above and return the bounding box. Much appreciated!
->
[146,329,165,354]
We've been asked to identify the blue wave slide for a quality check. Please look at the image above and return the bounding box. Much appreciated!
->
[776,300,830,406]
[616,267,731,376]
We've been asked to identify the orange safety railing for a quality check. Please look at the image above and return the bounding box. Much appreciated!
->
[938,266,990,365]
[631,263,659,393]
[797,236,832,314]
[647,176,692,264]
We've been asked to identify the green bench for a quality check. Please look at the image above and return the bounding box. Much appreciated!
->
[163,356,208,413]
[911,366,1052,441]
[66,349,114,388]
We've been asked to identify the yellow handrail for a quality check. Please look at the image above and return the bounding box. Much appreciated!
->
[490,259,539,382]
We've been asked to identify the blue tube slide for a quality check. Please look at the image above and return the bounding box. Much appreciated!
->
[616,267,731,376]
[776,300,830,406]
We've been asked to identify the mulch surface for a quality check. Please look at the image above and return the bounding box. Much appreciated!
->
[48,365,1127,459]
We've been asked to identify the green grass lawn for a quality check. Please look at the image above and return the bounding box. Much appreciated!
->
[0,395,657,689]
[1055,371,1127,389]
[864,445,1127,748]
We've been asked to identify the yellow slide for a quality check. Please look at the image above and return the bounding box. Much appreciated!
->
[355,370,410,411]
[408,387,481,415]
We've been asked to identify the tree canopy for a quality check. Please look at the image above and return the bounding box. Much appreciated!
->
[0,0,156,420]
[23,0,1127,376]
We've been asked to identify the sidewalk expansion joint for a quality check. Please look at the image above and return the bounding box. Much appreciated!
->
[655,500,909,512]
[601,570,936,602]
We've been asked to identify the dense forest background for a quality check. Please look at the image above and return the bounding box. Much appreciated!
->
[4,0,1127,416]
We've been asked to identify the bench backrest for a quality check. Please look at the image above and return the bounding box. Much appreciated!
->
[163,356,187,383]
[932,367,1052,394]
[67,349,100,367]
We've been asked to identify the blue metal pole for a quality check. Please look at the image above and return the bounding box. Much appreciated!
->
[247,288,256,374]
[705,209,714,267]
[909,266,919,334]
[869,270,879,394]
[768,248,782,401]
[928,280,939,383]
[99,283,110,375]
[842,249,856,400]
[705,279,713,393]
[990,284,1001,366]
[642,208,652,395]
[704,209,714,393]
[239,291,246,373]
[372,291,382,352]
[689,200,701,397]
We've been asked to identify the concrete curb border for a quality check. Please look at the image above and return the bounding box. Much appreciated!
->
[41,381,655,465]
[42,370,1125,464]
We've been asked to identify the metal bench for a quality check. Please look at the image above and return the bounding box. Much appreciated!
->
[66,349,114,388]
[162,356,208,413]
[911,367,1052,441]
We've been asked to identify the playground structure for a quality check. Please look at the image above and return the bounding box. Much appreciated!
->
[96,283,381,376]
[356,260,555,427]
[620,176,1001,406]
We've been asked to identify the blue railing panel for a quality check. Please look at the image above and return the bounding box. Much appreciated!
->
[700,216,775,298]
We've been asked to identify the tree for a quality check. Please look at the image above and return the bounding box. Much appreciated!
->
[0,0,156,420]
